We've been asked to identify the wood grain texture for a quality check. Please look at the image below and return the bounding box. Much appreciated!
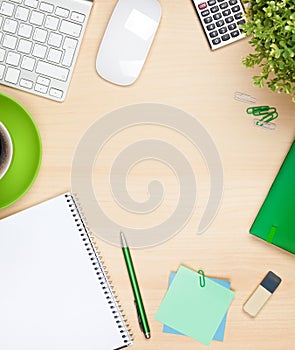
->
[0,0,295,349]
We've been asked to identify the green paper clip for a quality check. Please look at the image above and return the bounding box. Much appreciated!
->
[246,106,276,116]
[259,111,278,123]
[198,270,206,288]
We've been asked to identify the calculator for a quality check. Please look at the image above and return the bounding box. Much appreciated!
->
[192,0,246,50]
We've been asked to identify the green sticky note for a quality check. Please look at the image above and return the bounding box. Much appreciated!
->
[155,266,235,345]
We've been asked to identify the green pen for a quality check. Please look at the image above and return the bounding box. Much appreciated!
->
[120,231,150,339]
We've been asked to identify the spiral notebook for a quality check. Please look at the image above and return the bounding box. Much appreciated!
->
[0,193,132,350]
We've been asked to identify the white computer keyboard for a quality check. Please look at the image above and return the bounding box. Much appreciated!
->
[0,0,93,102]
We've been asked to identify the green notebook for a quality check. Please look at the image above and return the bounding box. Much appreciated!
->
[250,141,295,254]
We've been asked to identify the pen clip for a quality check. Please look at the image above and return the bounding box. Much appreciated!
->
[134,300,143,332]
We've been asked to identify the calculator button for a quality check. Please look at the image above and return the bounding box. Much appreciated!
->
[222,9,231,16]
[212,37,221,45]
[210,6,219,13]
[228,23,237,30]
[201,9,210,16]
[206,23,215,31]
[220,2,228,9]
[204,16,213,23]
[213,13,222,20]
[198,2,207,10]
[209,30,218,38]
[232,5,240,12]
[208,0,216,5]
[225,16,234,23]
[237,19,246,25]
[229,0,237,4]
[219,26,227,34]
[217,0,225,2]
[216,19,224,27]
[221,33,230,41]
[231,30,240,37]
[234,12,242,19]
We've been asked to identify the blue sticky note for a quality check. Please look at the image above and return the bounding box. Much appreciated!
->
[162,272,230,342]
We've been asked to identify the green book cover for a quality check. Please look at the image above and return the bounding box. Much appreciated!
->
[250,141,295,254]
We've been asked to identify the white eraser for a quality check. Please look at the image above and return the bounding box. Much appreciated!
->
[243,271,281,317]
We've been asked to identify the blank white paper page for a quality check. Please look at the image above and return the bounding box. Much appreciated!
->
[0,193,131,350]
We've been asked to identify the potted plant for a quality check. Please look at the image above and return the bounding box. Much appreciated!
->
[242,0,295,102]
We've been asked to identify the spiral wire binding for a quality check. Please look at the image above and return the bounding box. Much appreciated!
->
[64,193,133,345]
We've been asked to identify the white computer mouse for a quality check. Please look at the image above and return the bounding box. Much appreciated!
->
[96,0,162,86]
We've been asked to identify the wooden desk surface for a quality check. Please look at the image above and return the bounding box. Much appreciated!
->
[1,0,295,349]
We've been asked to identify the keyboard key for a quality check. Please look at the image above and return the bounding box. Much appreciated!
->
[70,12,85,23]
[213,13,222,20]
[0,49,5,61]
[6,52,20,66]
[24,0,38,8]
[18,39,33,54]
[234,12,243,19]
[62,37,78,66]
[36,61,69,81]
[221,33,230,41]
[18,23,33,38]
[208,0,216,5]
[60,20,82,37]
[0,2,15,17]
[30,11,45,26]
[47,47,62,64]
[44,16,59,30]
[33,28,48,43]
[37,76,50,86]
[229,0,237,4]
[32,43,47,58]
[212,38,221,45]
[21,56,35,71]
[231,30,240,37]
[35,83,48,93]
[20,78,33,88]
[55,7,69,18]
[5,67,20,84]
[0,65,5,79]
[49,87,63,99]
[40,2,54,13]
[3,19,18,34]
[3,34,17,50]
[48,32,63,47]
[15,6,30,21]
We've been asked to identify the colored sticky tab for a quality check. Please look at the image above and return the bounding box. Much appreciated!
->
[155,266,235,345]
[162,272,230,341]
